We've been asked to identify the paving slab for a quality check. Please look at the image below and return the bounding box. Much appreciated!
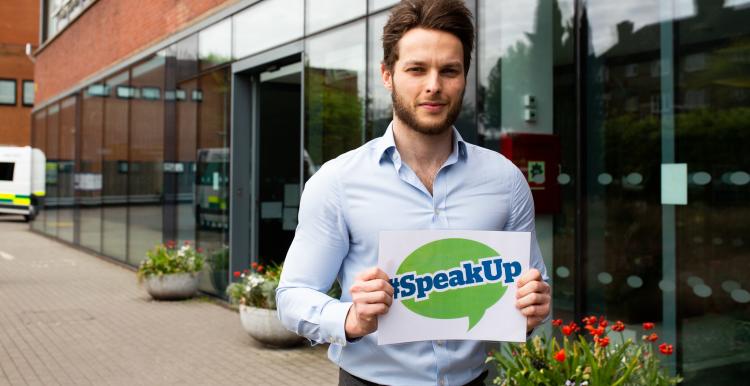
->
[0,217,338,386]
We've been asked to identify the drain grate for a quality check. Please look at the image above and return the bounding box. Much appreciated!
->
[19,309,96,325]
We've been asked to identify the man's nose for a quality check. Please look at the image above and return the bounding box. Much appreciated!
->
[424,70,442,94]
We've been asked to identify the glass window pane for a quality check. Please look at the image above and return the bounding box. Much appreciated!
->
[102,71,129,262]
[369,0,399,13]
[305,21,366,174]
[45,103,60,238]
[128,54,165,266]
[477,0,576,325]
[0,79,16,105]
[174,34,199,82]
[79,85,104,252]
[57,96,76,243]
[674,1,750,383]
[23,81,34,106]
[31,110,47,233]
[366,12,391,140]
[199,18,232,70]
[196,67,231,295]
[233,0,303,59]
[306,0,366,34]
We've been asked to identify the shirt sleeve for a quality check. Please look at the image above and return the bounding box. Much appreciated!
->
[275,162,352,346]
[503,166,549,282]
[504,166,551,330]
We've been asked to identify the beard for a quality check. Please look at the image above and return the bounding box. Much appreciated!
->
[391,82,464,136]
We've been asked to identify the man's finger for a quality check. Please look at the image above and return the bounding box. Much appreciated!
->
[353,279,394,296]
[353,290,393,307]
[516,280,550,298]
[357,302,390,318]
[356,267,390,282]
[515,293,549,309]
[516,268,542,288]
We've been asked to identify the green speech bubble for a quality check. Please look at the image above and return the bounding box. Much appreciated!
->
[396,238,506,330]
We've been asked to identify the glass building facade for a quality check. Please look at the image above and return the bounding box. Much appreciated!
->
[30,0,749,383]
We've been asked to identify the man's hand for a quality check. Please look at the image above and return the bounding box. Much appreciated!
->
[345,267,394,339]
[515,268,551,333]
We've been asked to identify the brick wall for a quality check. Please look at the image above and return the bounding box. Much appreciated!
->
[0,0,39,146]
[34,0,236,106]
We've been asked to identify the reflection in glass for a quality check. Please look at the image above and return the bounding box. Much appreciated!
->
[306,0,366,34]
[102,71,129,261]
[674,0,750,382]
[477,0,576,322]
[128,55,165,266]
[45,103,59,238]
[366,11,391,140]
[258,62,302,268]
[195,67,231,295]
[368,0,399,13]
[31,110,46,233]
[199,18,232,70]
[233,0,303,59]
[57,96,76,243]
[305,21,366,172]
[79,87,104,252]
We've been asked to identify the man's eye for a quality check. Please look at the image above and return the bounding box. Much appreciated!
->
[442,69,459,75]
[407,67,424,72]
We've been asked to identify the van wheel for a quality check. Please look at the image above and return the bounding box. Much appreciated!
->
[24,205,37,222]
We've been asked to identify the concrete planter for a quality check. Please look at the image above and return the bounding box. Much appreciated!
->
[144,272,200,300]
[239,305,303,347]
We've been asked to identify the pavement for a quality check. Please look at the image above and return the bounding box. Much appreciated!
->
[0,217,338,386]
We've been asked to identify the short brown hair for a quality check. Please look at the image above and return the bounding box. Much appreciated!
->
[382,0,475,75]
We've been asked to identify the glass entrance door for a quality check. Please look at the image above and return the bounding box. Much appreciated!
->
[254,62,302,268]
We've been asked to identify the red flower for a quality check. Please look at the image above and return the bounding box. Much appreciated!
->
[612,321,625,332]
[243,269,249,274]
[257,265,264,273]
[552,319,563,327]
[589,326,605,336]
[562,326,573,336]
[599,317,608,328]
[166,240,176,248]
[251,262,258,268]
[184,240,191,245]
[583,315,597,325]
[554,349,566,362]
[233,271,241,278]
[646,333,659,342]
[659,343,673,355]
[643,322,655,330]
[596,336,610,347]
[196,247,204,253]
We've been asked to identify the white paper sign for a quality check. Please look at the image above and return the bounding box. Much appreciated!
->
[377,230,530,345]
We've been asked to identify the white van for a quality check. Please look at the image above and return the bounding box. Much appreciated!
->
[0,146,46,221]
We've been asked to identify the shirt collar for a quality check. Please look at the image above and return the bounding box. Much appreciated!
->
[375,121,468,166]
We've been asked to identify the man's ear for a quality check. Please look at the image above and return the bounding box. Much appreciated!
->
[381,62,393,92]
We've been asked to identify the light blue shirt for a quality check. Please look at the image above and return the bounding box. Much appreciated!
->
[277,123,548,386]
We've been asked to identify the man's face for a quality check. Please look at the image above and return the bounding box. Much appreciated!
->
[382,28,466,136]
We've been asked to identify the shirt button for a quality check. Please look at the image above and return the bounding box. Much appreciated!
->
[436,340,445,346]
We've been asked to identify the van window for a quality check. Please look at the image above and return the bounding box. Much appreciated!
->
[0,162,14,181]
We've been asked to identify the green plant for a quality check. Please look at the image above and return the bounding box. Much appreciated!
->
[226,262,343,310]
[137,240,205,282]
[489,316,682,386]
[226,262,281,309]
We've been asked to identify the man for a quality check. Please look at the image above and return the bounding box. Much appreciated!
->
[276,1,551,385]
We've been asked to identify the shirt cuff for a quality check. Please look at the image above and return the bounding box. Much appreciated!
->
[320,301,353,346]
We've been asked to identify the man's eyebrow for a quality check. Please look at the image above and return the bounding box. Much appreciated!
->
[400,60,463,68]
